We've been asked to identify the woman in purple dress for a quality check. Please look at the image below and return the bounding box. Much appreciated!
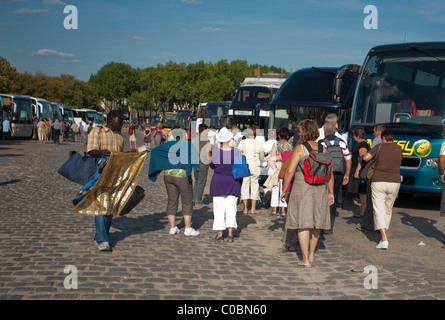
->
[209,127,242,242]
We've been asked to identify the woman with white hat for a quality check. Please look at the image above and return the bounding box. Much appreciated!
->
[209,127,241,242]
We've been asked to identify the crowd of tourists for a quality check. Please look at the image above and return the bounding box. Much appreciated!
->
[19,111,406,262]
[144,114,404,267]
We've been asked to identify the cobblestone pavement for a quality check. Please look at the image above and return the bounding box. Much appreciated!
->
[1,130,445,302]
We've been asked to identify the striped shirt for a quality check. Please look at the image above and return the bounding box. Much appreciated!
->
[87,125,124,153]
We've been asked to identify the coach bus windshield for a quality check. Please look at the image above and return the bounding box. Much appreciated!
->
[350,46,445,136]
[12,97,33,124]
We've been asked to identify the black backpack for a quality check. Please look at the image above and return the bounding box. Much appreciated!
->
[321,137,346,174]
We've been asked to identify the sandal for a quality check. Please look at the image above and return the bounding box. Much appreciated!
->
[213,235,224,242]
[282,244,296,253]
[298,261,312,268]
[251,210,259,215]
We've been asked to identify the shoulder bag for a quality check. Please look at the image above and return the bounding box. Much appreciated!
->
[231,149,250,180]
[58,151,99,185]
[365,144,382,180]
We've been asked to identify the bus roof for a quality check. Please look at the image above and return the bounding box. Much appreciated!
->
[369,42,445,53]
[0,94,33,100]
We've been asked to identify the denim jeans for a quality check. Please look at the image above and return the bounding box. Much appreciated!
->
[94,215,113,244]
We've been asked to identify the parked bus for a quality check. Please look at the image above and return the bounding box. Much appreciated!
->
[0,94,33,138]
[349,42,445,195]
[228,75,287,131]
[30,97,54,120]
[53,103,74,123]
[175,109,198,140]
[200,101,231,129]
[73,108,98,126]
[270,65,360,137]
[150,114,163,132]
[162,112,177,135]
[96,112,106,124]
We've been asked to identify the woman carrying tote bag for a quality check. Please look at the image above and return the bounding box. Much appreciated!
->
[361,129,402,250]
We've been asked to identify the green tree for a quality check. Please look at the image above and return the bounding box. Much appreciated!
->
[89,62,140,110]
[0,56,17,93]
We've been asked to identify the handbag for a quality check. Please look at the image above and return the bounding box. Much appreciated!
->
[365,144,382,180]
[278,157,290,180]
[231,150,250,179]
[120,186,145,216]
[58,151,99,185]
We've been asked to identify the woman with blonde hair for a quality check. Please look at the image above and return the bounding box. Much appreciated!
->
[281,119,334,267]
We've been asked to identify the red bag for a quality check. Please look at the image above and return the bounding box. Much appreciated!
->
[128,126,134,135]
[300,142,333,185]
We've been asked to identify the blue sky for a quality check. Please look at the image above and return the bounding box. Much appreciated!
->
[1,0,445,82]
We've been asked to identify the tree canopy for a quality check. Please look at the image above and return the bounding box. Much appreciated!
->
[1,55,289,113]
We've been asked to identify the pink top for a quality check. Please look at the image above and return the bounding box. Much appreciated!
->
[280,151,292,193]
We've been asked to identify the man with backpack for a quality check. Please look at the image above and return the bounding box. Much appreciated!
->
[320,121,351,235]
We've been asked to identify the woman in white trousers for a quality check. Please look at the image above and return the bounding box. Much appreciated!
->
[362,129,402,250]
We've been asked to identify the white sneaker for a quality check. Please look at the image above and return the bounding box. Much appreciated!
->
[376,240,388,249]
[184,228,200,236]
[169,226,180,235]
[98,242,111,251]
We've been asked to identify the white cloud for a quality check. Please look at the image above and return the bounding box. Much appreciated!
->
[200,26,226,32]
[33,49,75,58]
[14,8,49,15]
[132,36,146,45]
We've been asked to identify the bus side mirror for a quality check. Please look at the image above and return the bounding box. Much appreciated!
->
[334,79,342,103]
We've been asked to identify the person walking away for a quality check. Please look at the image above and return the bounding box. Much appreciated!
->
[37,118,44,141]
[320,122,351,234]
[163,127,200,236]
[128,121,137,149]
[361,129,402,250]
[52,119,63,144]
[83,121,90,144]
[193,124,211,206]
[238,124,265,215]
[316,113,343,142]
[351,126,370,217]
[71,121,79,142]
[87,110,125,251]
[267,127,292,216]
[210,127,241,242]
[2,116,12,140]
[281,119,334,267]
[43,118,51,142]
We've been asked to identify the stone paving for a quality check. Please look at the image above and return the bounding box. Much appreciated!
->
[1,129,445,302]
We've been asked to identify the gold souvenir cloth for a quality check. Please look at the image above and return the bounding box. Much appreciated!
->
[74,151,147,217]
